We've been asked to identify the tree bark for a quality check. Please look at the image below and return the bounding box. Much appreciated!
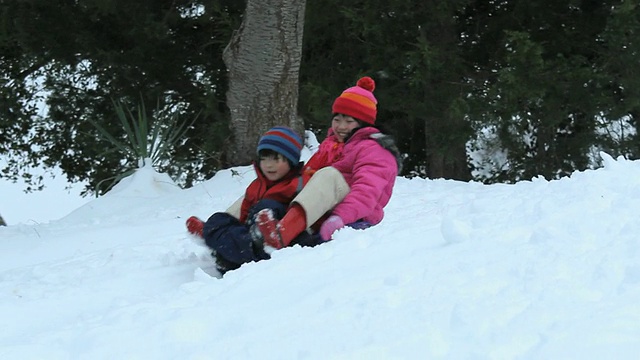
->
[223,0,306,165]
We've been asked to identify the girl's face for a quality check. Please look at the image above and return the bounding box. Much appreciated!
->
[331,114,360,142]
[259,153,291,181]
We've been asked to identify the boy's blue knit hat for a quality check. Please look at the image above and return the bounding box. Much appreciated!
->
[257,126,303,165]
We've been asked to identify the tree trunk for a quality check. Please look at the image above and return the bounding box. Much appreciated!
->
[223,0,306,165]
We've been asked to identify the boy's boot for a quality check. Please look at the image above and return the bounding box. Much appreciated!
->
[254,209,283,248]
[255,204,306,249]
[186,216,204,237]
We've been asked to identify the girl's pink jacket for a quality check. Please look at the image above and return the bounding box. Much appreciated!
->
[330,127,398,225]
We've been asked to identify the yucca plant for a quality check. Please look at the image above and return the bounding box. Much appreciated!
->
[88,98,196,195]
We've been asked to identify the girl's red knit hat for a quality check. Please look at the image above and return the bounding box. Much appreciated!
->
[331,76,378,124]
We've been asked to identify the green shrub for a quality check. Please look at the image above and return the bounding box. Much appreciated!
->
[88,98,195,195]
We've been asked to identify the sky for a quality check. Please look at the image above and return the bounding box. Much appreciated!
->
[1,136,640,359]
[0,168,89,225]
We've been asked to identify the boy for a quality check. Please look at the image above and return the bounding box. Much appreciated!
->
[185,126,313,274]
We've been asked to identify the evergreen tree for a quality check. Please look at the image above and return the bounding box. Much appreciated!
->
[300,0,474,180]
[2,0,640,191]
[0,0,243,193]
[465,0,640,182]
[595,1,640,159]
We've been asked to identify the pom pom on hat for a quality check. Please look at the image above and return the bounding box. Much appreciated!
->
[356,76,375,92]
[332,76,378,124]
[256,126,303,165]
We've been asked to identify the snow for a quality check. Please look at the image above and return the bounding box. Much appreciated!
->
[2,151,640,359]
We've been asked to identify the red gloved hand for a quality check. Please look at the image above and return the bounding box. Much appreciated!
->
[319,215,344,241]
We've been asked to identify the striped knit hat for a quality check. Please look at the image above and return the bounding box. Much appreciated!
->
[332,76,378,124]
[257,126,303,165]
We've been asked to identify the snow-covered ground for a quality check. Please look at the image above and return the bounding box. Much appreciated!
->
[2,149,640,359]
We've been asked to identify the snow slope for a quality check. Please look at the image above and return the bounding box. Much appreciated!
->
[2,152,640,359]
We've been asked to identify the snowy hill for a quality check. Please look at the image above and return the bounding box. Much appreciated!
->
[2,152,640,359]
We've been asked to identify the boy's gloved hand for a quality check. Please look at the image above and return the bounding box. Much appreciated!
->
[319,215,344,241]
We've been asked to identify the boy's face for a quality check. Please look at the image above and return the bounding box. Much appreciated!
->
[259,153,291,181]
[331,114,360,142]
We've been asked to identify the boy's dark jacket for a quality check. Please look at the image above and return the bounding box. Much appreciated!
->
[239,162,311,224]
